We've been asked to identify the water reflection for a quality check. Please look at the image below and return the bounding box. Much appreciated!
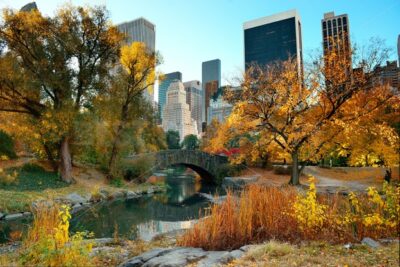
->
[70,168,221,240]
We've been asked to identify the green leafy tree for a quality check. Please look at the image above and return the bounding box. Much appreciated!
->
[181,134,200,150]
[166,130,180,149]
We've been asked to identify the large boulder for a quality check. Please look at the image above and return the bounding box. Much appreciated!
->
[65,192,89,205]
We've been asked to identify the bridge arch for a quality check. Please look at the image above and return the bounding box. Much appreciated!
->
[155,150,228,183]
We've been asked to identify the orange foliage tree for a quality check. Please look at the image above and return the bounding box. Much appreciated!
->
[208,39,398,185]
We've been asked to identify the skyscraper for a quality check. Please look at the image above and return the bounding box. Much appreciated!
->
[202,59,221,126]
[117,18,156,103]
[20,2,38,11]
[397,35,400,67]
[207,86,233,124]
[162,81,198,141]
[322,12,351,62]
[158,72,182,121]
[184,80,202,133]
[117,17,156,53]
[244,9,303,74]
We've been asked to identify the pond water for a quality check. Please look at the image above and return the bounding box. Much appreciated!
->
[0,169,223,243]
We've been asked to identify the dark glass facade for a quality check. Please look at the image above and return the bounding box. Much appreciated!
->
[201,59,221,124]
[245,17,297,68]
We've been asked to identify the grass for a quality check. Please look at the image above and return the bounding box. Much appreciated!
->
[227,240,399,267]
[0,162,164,213]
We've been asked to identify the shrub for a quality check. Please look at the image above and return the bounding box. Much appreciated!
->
[110,177,124,187]
[123,155,155,183]
[0,168,18,185]
[0,130,17,159]
[20,202,94,266]
[20,163,45,173]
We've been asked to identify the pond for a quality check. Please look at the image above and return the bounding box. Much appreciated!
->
[0,168,223,243]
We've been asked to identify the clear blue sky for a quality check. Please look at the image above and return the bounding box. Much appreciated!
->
[1,0,399,92]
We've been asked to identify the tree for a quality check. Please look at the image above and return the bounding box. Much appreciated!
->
[181,134,200,150]
[166,130,180,149]
[218,39,396,185]
[0,6,123,182]
[105,42,158,178]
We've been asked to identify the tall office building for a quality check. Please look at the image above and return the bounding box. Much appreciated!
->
[369,61,399,90]
[207,86,233,124]
[397,35,400,67]
[322,12,351,62]
[20,2,38,11]
[184,80,202,133]
[162,81,198,142]
[117,18,156,103]
[117,17,156,53]
[158,72,182,121]
[244,9,303,75]
[202,59,221,126]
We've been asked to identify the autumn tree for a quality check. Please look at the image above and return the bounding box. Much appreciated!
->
[104,42,158,178]
[0,6,123,182]
[217,39,397,185]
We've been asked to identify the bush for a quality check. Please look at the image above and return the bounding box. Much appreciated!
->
[0,130,17,159]
[110,177,124,187]
[20,203,94,266]
[215,163,245,184]
[273,165,292,175]
[123,155,154,183]
[20,163,45,173]
[178,180,400,250]
[0,168,18,186]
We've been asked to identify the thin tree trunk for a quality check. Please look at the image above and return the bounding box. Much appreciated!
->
[289,150,301,185]
[43,143,58,172]
[108,123,124,178]
[59,136,73,183]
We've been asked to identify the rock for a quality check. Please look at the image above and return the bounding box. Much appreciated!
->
[23,212,31,217]
[222,176,259,190]
[239,244,259,252]
[362,237,381,248]
[126,191,139,200]
[65,193,88,205]
[71,203,83,214]
[197,251,233,267]
[198,193,227,204]
[5,213,23,220]
[112,191,125,199]
[143,247,206,267]
[229,249,244,259]
[120,258,143,267]
[378,238,400,245]
[89,246,115,256]
[99,188,111,197]
[343,243,353,249]
[147,187,155,194]
[0,212,5,220]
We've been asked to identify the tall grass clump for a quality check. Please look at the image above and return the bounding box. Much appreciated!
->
[20,202,93,266]
[178,180,400,250]
[178,185,298,250]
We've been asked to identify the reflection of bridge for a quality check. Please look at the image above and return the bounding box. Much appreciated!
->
[126,150,228,183]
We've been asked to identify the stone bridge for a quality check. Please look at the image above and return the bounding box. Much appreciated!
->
[126,150,228,183]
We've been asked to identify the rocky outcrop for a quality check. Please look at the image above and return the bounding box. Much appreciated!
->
[119,246,246,267]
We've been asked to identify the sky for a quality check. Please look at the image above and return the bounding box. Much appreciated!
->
[1,0,399,100]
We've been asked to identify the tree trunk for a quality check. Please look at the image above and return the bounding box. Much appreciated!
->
[108,123,124,178]
[289,151,301,185]
[43,143,58,172]
[59,136,73,183]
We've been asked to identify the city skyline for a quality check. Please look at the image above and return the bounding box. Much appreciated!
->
[1,0,398,93]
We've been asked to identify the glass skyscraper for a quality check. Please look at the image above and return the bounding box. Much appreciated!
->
[184,80,203,133]
[244,9,303,75]
[202,59,221,126]
[158,72,182,121]
[117,17,156,53]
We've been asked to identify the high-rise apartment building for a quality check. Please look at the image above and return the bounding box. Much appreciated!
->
[243,9,303,75]
[370,61,399,90]
[184,80,202,133]
[202,59,221,126]
[162,81,198,141]
[322,12,351,62]
[20,2,37,11]
[158,72,182,121]
[117,18,156,103]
